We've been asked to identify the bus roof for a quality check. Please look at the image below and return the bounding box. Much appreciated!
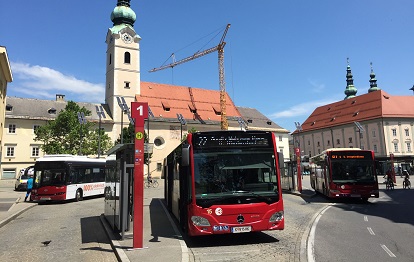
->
[36,154,107,163]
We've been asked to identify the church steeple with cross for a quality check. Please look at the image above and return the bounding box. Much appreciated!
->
[344,58,358,100]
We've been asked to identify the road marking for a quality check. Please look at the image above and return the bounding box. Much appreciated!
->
[364,215,368,222]
[367,227,375,235]
[381,244,396,257]
[307,204,335,262]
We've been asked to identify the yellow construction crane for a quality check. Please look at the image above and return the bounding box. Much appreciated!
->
[149,24,231,130]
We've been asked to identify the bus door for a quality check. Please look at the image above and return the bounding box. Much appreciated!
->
[179,144,190,232]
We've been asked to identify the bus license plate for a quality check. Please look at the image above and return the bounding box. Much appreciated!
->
[231,226,251,233]
[351,194,361,197]
[40,197,51,200]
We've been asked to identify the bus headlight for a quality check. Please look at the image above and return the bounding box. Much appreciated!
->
[191,216,211,226]
[269,211,284,222]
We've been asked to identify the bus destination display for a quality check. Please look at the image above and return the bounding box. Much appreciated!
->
[331,151,372,159]
[193,132,271,148]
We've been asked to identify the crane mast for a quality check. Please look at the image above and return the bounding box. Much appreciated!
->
[149,24,231,130]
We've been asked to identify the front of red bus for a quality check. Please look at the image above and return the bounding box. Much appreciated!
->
[186,131,284,236]
[327,150,379,201]
[31,161,67,201]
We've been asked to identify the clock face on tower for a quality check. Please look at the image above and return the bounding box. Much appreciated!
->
[122,33,133,44]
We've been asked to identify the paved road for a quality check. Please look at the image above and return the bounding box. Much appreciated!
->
[0,195,117,262]
[311,179,414,262]
[185,182,329,262]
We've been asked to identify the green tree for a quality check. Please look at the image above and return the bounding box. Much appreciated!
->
[114,123,152,164]
[34,101,112,155]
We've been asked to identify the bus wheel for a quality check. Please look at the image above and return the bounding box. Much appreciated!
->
[361,197,368,202]
[76,189,83,201]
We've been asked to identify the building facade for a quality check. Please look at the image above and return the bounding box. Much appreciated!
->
[292,62,414,174]
[0,46,13,177]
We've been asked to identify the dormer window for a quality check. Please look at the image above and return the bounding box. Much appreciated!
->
[161,101,170,112]
[212,105,221,115]
[247,119,253,123]
[353,111,359,117]
[48,108,57,114]
[5,104,12,112]
[266,121,272,125]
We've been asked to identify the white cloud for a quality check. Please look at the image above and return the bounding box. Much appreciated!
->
[308,79,325,93]
[269,98,339,119]
[9,62,105,103]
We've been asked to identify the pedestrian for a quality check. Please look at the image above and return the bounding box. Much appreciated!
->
[24,174,34,202]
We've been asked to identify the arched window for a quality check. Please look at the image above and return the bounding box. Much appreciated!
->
[124,52,131,64]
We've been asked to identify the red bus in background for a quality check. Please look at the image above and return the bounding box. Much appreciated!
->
[31,155,106,202]
[164,131,284,236]
[309,148,379,201]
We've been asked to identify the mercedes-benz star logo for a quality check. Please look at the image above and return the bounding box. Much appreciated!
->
[237,214,244,224]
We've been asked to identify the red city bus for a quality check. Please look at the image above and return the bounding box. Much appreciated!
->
[164,131,284,236]
[309,148,379,201]
[31,155,106,202]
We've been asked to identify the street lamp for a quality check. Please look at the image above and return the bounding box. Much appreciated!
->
[177,113,187,140]
[294,121,303,193]
[95,105,107,158]
[116,96,134,144]
[237,117,247,131]
[354,121,365,149]
[77,112,87,155]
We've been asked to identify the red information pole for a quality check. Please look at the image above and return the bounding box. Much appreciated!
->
[131,102,148,249]
[295,147,302,192]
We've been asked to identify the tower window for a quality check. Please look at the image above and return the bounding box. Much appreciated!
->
[124,52,131,64]
[109,54,112,65]
[125,81,130,89]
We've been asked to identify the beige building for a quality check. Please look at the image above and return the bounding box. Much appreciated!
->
[0,46,13,176]
[292,63,414,173]
[1,1,290,179]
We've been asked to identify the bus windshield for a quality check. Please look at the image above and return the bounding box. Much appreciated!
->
[193,149,279,206]
[331,159,376,183]
[34,168,66,187]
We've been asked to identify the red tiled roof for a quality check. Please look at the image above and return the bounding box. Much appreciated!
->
[136,81,241,122]
[299,90,414,133]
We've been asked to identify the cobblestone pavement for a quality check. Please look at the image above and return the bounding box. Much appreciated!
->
[186,193,329,262]
[0,197,117,262]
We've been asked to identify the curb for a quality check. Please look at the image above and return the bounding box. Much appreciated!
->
[0,203,36,228]
[99,214,130,262]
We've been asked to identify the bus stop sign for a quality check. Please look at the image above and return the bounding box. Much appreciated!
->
[131,102,148,248]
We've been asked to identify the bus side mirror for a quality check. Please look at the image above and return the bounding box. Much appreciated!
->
[182,144,190,167]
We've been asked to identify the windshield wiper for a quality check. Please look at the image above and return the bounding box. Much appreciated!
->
[233,190,274,203]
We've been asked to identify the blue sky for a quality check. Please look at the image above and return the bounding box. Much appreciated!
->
[1,0,413,133]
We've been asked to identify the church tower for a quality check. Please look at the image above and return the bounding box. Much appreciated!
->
[368,62,381,93]
[105,0,141,141]
[344,58,357,100]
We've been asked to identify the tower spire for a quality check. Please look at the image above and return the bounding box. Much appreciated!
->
[111,0,136,27]
[368,62,380,93]
[344,58,357,99]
